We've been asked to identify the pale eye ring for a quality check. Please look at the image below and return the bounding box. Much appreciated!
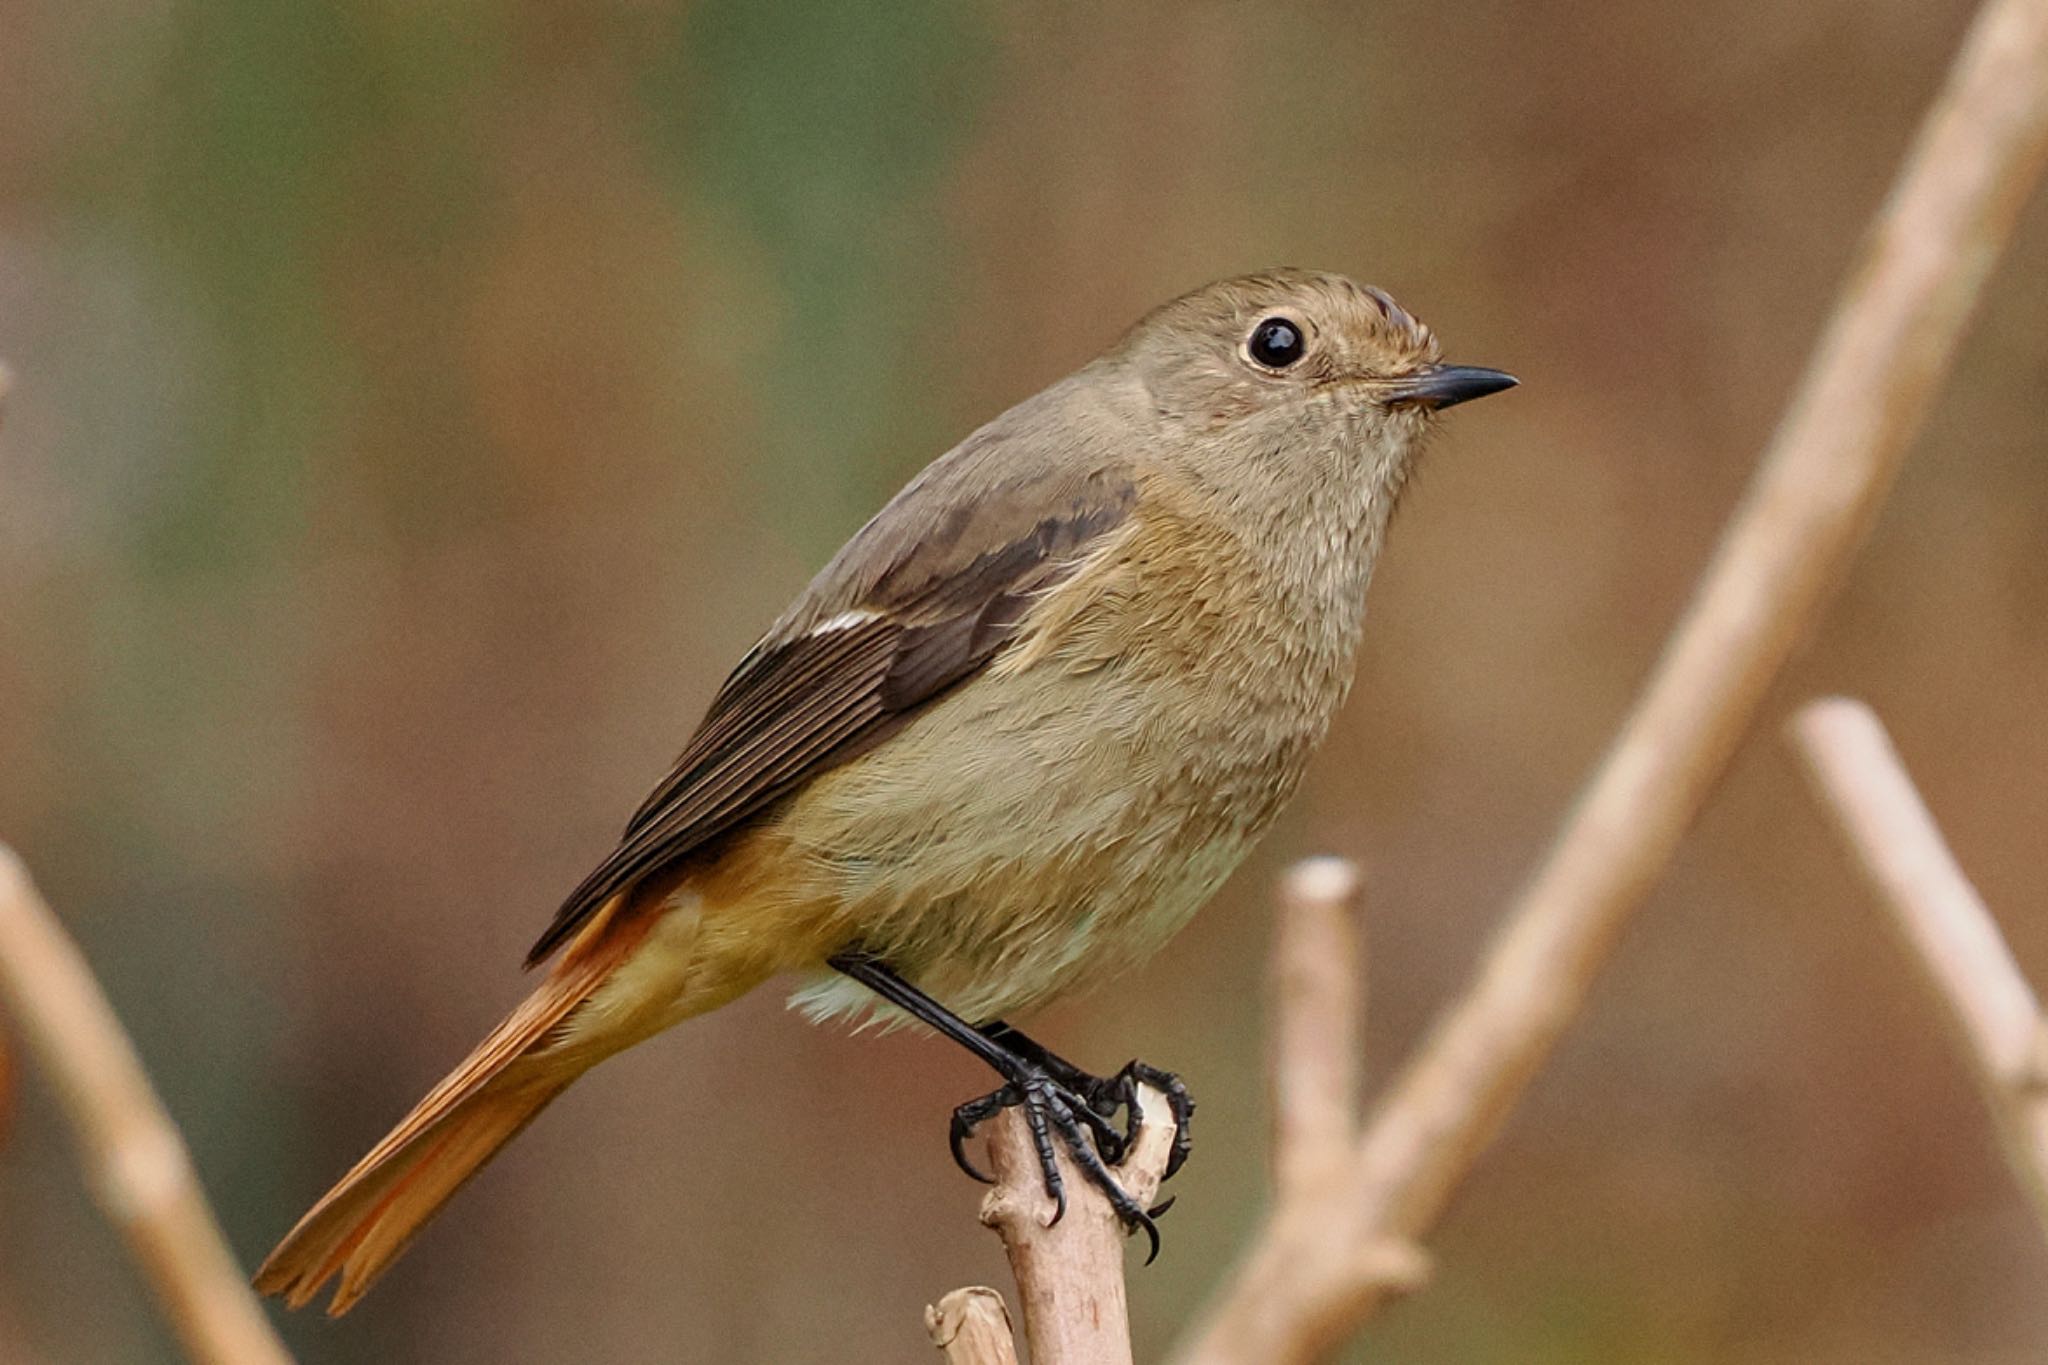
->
[1247,316,1306,369]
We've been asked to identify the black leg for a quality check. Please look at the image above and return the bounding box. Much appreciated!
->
[982,1023,1115,1105]
[827,951,1165,1261]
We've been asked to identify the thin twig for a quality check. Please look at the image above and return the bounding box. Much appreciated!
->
[975,1084,1177,1365]
[0,1019,14,1147]
[1175,0,2048,1358]
[0,372,15,1149]
[1173,861,1430,1365]
[1790,697,2048,1236]
[0,845,292,1365]
[925,1286,1023,1365]
[1270,858,1363,1200]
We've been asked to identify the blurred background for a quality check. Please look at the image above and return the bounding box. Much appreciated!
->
[3,2,2046,1361]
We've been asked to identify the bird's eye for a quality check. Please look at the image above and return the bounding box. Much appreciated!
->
[1247,317,1306,369]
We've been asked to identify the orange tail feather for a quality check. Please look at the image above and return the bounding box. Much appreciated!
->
[256,913,650,1314]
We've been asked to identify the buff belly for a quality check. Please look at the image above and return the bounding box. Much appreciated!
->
[760,650,1296,1026]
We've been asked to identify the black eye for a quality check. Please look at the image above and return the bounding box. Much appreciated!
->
[1248,317,1305,368]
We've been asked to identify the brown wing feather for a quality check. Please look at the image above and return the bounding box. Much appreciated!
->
[524,458,1135,966]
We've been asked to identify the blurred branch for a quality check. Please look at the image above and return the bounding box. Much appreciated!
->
[1270,859,1363,1202]
[966,1083,1176,1365]
[1790,698,2048,1238]
[1174,861,1430,1365]
[0,1019,14,1148]
[0,371,14,1150]
[0,846,292,1365]
[925,1287,1022,1365]
[1176,0,2048,1359]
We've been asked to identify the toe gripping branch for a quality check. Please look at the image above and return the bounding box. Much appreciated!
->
[827,953,1195,1265]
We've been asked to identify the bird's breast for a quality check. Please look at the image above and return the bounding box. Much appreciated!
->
[769,486,1379,1021]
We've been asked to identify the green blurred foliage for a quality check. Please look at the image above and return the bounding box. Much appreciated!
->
[644,0,994,543]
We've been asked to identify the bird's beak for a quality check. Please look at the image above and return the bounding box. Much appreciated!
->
[1384,365,1519,410]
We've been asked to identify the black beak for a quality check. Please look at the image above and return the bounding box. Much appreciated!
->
[1387,364,1519,410]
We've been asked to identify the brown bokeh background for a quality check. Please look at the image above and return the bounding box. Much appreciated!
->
[4,3,2047,1361]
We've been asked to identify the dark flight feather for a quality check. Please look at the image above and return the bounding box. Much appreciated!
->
[524,449,1135,967]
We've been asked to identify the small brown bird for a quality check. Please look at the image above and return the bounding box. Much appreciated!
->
[255,268,1514,1313]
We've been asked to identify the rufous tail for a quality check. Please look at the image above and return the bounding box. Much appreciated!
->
[254,911,654,1315]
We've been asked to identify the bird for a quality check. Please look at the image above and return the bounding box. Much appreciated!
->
[254,267,1515,1314]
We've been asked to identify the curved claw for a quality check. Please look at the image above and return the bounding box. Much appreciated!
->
[949,1116,994,1184]
[1135,1209,1162,1266]
[949,1086,1018,1184]
[1147,1195,1176,1220]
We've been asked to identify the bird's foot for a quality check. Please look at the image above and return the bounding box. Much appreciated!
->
[975,1026,1198,1188]
[1103,1060,1196,1182]
[1026,1055,1196,1188]
[948,1068,1165,1263]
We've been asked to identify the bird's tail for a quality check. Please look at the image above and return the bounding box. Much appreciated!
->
[254,907,659,1315]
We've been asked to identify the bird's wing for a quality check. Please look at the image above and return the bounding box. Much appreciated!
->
[525,435,1135,965]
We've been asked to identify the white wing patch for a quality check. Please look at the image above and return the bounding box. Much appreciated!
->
[813,609,882,635]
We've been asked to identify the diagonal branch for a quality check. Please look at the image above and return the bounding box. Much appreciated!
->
[1790,697,2048,1236]
[0,845,291,1365]
[1175,0,2048,1358]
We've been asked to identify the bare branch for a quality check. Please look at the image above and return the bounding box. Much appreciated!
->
[0,845,292,1365]
[1790,697,2048,1234]
[0,1020,14,1147]
[1270,858,1362,1199]
[926,1286,1023,1365]
[976,1084,1176,1365]
[1173,860,1431,1365]
[1174,1191,1429,1365]
[1176,0,2048,1358]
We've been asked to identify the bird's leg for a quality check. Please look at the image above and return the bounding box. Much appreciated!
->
[980,1023,1196,1182]
[826,950,1163,1261]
